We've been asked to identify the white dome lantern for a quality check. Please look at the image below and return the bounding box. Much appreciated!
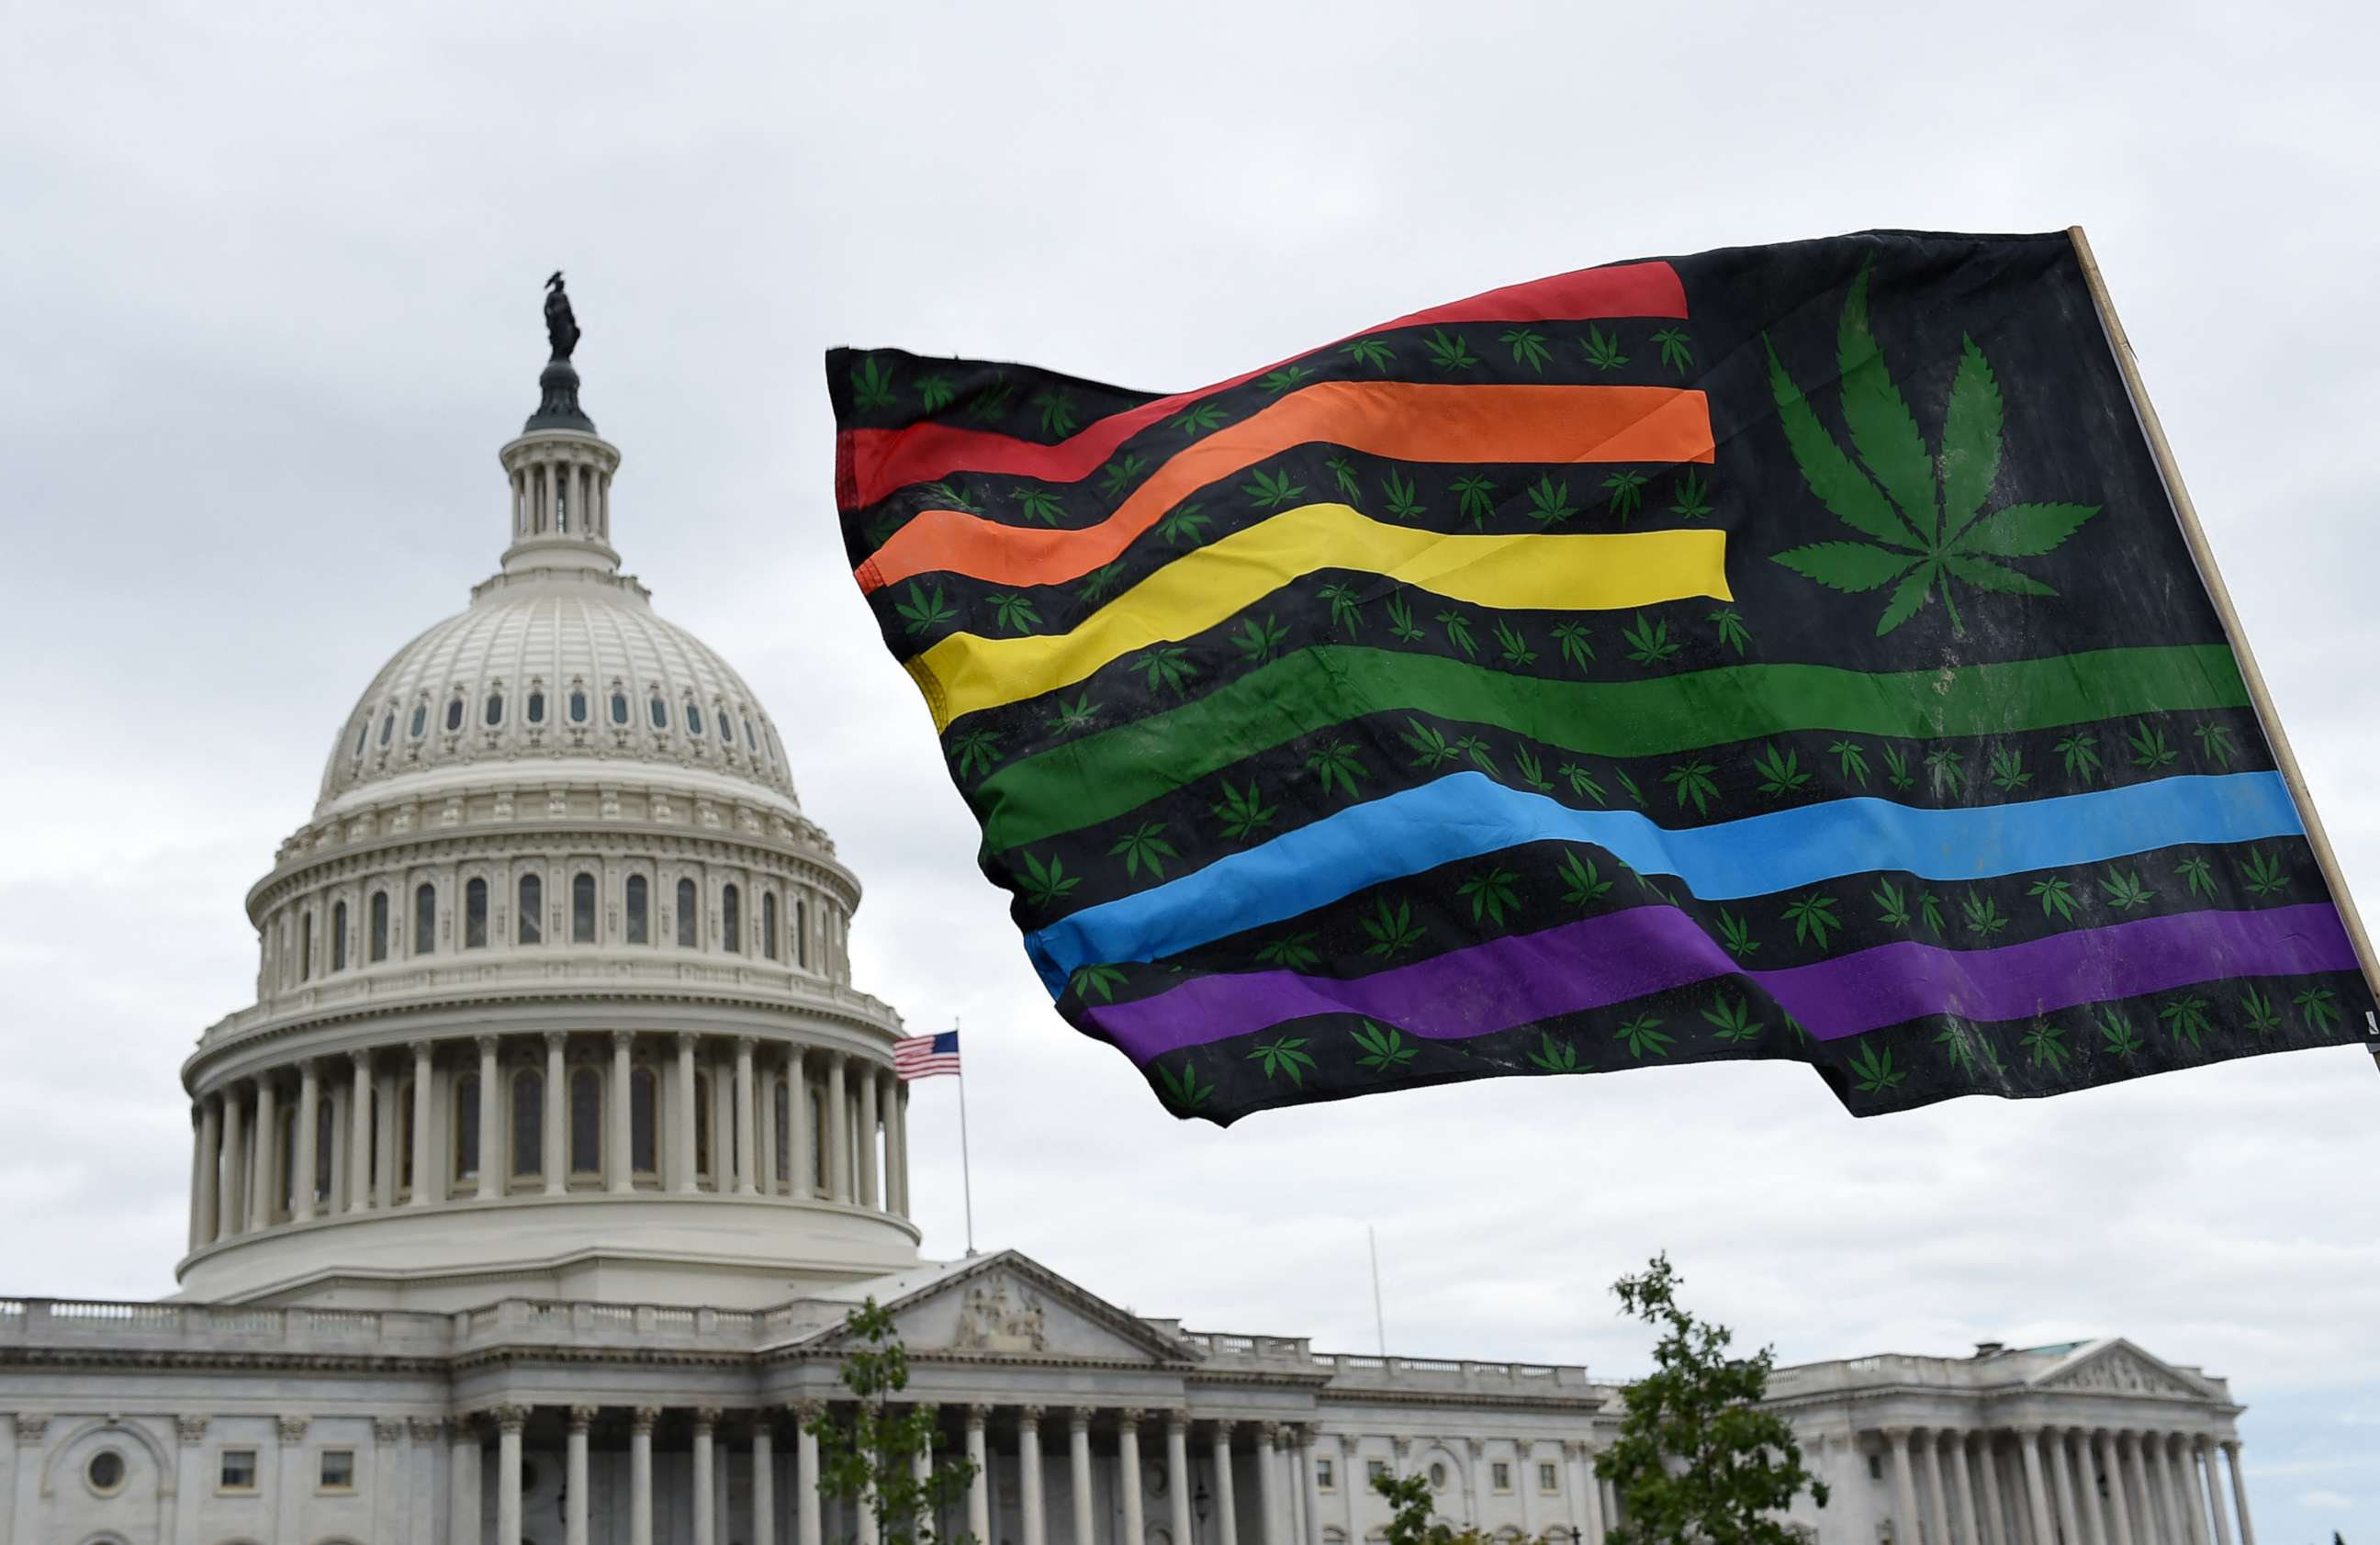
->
[181,284,915,1311]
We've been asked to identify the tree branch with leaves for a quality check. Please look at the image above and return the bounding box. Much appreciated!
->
[807,1298,981,1545]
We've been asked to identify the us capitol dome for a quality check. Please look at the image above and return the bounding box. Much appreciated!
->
[177,290,917,1309]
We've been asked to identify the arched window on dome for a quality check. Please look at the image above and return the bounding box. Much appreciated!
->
[686,700,704,736]
[795,899,810,970]
[413,883,436,956]
[772,1079,790,1184]
[331,900,348,972]
[720,710,735,745]
[676,879,698,948]
[379,710,395,747]
[446,696,465,733]
[518,874,543,945]
[625,875,649,945]
[648,694,668,731]
[511,1068,542,1181]
[722,885,742,954]
[572,871,596,943]
[693,1071,713,1182]
[455,1073,480,1181]
[630,1067,657,1177]
[569,688,589,724]
[353,719,369,757]
[742,715,758,754]
[464,878,488,949]
[527,689,545,725]
[410,702,427,739]
[569,1068,601,1179]
[369,891,388,963]
[299,911,314,980]
[484,689,504,727]
[610,689,629,726]
[761,892,779,960]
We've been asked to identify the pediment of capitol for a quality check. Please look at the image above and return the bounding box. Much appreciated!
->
[2031,1338,2218,1402]
[835,1254,1196,1366]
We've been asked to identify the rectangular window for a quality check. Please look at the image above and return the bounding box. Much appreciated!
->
[219,1450,258,1493]
[1538,1462,1559,1495]
[1492,1461,1512,1493]
[1366,1460,1388,1483]
[1317,1458,1335,1493]
[320,1449,356,1492]
[1869,1454,1884,1481]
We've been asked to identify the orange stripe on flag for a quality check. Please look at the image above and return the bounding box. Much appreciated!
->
[855,382,1714,595]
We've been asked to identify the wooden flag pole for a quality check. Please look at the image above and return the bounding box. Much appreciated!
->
[2069,226,2380,1060]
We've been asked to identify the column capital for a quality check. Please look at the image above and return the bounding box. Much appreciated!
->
[492,1405,528,1434]
[631,1406,661,1435]
[1881,1425,1914,1443]
[2005,1422,2042,1438]
[677,1030,699,1051]
[1071,1407,1095,1434]
[966,1404,991,1430]
[353,1047,375,1069]
[2193,1433,2216,1454]
[1464,1435,1484,1459]
[376,1418,406,1444]
[409,1039,433,1060]
[408,1416,444,1441]
[1117,1408,1145,1431]
[1294,1424,1317,1450]
[544,1029,568,1050]
[10,1414,47,1442]
[692,1405,722,1432]
[790,1399,824,1424]
[474,1034,499,1057]
[1019,1404,1045,1427]
[1212,1418,1236,1440]
[789,1045,807,1069]
[279,1415,312,1443]
[1255,1420,1282,1445]
[568,1405,598,1432]
[612,1028,635,1050]
[736,1034,758,1053]
[1166,1410,1190,1436]
[1390,1434,1410,1458]
[2220,1438,2240,1456]
[174,1415,209,1444]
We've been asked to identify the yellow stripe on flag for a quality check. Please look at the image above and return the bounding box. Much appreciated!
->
[911,503,1731,731]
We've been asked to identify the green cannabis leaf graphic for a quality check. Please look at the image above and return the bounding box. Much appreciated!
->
[1768,265,2099,635]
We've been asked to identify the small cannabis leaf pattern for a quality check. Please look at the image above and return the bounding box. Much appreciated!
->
[1768,265,2099,635]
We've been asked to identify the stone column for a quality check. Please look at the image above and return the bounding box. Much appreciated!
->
[250,1072,279,1228]
[219,1082,248,1237]
[173,1413,208,1544]
[475,1037,500,1199]
[1577,1440,1611,1545]
[859,1065,882,1208]
[826,1055,851,1203]
[410,1042,435,1204]
[1019,1406,1048,1545]
[693,1407,720,1545]
[798,1403,825,1545]
[2047,1428,2082,1545]
[1922,1429,1953,1545]
[2196,1439,2233,1545]
[2141,1432,2174,1545]
[1213,1422,1241,1545]
[968,1406,994,1545]
[676,1034,701,1190]
[1119,1410,1148,1545]
[1975,1436,2008,1545]
[1298,1426,1324,1545]
[544,1033,568,1192]
[376,1068,400,1208]
[1884,1430,1920,1545]
[754,1420,777,1545]
[758,1056,780,1195]
[735,1037,760,1194]
[354,1049,379,1208]
[628,1408,657,1545]
[496,1405,526,1545]
[1068,1409,1096,1545]
[1948,1432,1981,1545]
[567,1406,594,1545]
[790,1049,814,1198]
[193,1095,223,1247]
[2013,1429,2054,1545]
[451,1418,484,1545]
[2218,1443,2253,1545]
[2174,1436,2212,1545]
[892,1082,912,1215]
[1166,1413,1194,1545]
[408,1417,442,1545]
[2071,1431,2107,1545]
[609,1032,634,1192]
[293,1063,321,1222]
[2099,1434,2135,1545]
[1255,1423,1287,1545]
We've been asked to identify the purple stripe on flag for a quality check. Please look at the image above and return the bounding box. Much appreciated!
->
[1083,902,2358,1064]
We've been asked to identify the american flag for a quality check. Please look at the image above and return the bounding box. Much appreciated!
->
[893,1029,961,1080]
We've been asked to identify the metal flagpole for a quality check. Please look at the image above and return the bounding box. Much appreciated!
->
[2069,226,2380,1070]
[1367,1226,1387,1356]
[953,1015,977,1255]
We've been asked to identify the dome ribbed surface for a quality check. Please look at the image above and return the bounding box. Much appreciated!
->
[320,571,797,811]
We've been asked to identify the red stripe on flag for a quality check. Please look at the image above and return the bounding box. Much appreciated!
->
[836,261,1687,511]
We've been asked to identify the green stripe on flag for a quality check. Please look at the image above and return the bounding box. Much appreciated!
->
[972,643,2249,853]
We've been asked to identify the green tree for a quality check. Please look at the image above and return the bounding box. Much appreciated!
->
[807,1298,981,1545]
[1371,1469,1515,1545]
[1597,1255,1827,1545]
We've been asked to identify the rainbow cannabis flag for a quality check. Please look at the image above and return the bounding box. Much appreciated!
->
[827,230,2374,1123]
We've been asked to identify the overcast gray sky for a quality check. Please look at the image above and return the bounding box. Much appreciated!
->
[6,1,2379,1539]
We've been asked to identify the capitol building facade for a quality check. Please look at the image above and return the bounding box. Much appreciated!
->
[0,328,2264,1545]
